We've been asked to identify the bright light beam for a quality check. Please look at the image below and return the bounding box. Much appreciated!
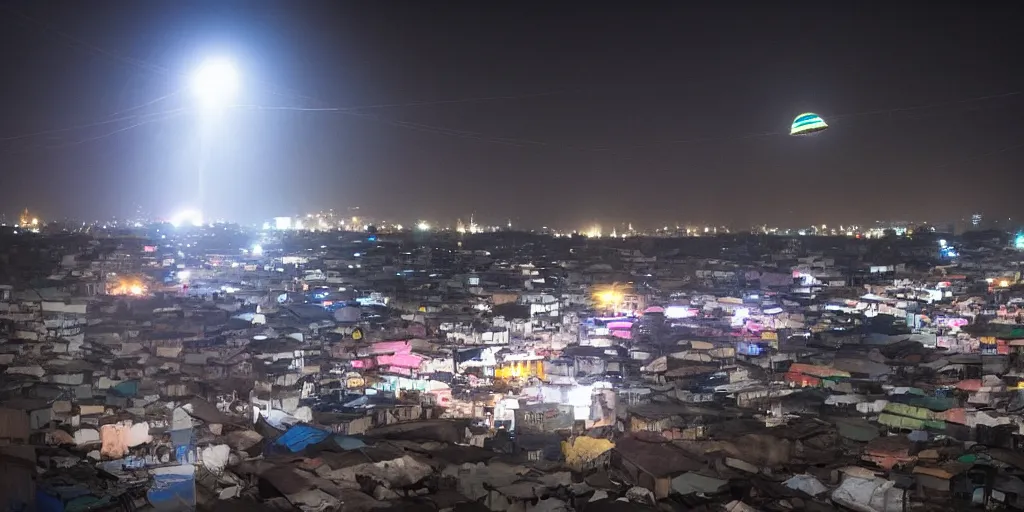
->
[191,57,240,110]
[170,209,204,228]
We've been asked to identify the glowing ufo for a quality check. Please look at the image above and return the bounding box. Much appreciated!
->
[790,112,829,136]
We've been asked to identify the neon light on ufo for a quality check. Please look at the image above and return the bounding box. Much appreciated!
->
[790,112,829,136]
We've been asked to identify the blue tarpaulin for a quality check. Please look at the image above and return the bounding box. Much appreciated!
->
[111,380,139,397]
[274,424,331,453]
[35,489,63,512]
[148,465,196,511]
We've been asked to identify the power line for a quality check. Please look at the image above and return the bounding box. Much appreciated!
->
[829,90,1024,121]
[44,111,188,149]
[4,6,176,78]
[7,4,1024,155]
[0,108,186,142]
[106,90,181,118]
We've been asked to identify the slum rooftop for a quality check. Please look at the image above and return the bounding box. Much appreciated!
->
[2,226,1024,511]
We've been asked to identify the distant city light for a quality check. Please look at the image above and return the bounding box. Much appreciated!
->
[251,244,263,256]
[274,217,293,230]
[170,210,204,228]
[417,221,430,231]
[1015,233,1024,250]
[191,57,240,110]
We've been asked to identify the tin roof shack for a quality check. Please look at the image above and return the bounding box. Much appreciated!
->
[515,403,574,435]
[784,363,851,388]
[249,338,317,415]
[626,403,739,441]
[611,435,704,499]
[912,463,968,502]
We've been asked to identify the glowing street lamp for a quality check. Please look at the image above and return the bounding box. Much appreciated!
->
[191,57,240,110]
[593,284,624,313]
[417,221,430,231]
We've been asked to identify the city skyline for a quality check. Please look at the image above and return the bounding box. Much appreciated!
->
[5,204,1021,237]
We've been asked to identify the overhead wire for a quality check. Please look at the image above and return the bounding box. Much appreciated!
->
[0,108,187,143]
[4,4,577,145]
[932,139,1024,172]
[7,85,1021,154]
[6,4,1024,156]
[593,89,1024,152]
[828,90,1024,121]
[44,110,189,148]
[4,6,175,78]
[105,90,181,118]
[0,109,188,155]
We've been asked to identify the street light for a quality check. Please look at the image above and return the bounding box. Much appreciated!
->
[191,57,240,110]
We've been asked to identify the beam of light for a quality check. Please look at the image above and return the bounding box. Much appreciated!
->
[170,209,204,228]
[191,57,240,110]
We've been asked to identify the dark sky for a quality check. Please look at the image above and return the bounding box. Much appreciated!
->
[1,2,1022,230]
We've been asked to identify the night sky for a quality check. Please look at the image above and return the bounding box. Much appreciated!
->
[1,2,1022,229]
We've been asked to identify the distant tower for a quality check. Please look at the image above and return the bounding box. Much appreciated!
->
[971,213,983,229]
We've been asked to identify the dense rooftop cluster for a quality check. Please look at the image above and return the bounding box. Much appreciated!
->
[2,227,1024,511]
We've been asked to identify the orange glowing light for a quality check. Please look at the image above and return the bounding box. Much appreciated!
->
[109,276,147,296]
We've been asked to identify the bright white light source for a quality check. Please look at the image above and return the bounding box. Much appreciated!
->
[177,270,191,281]
[251,244,264,256]
[170,210,203,228]
[731,307,750,327]
[191,57,240,109]
[417,221,430,231]
[664,306,696,319]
